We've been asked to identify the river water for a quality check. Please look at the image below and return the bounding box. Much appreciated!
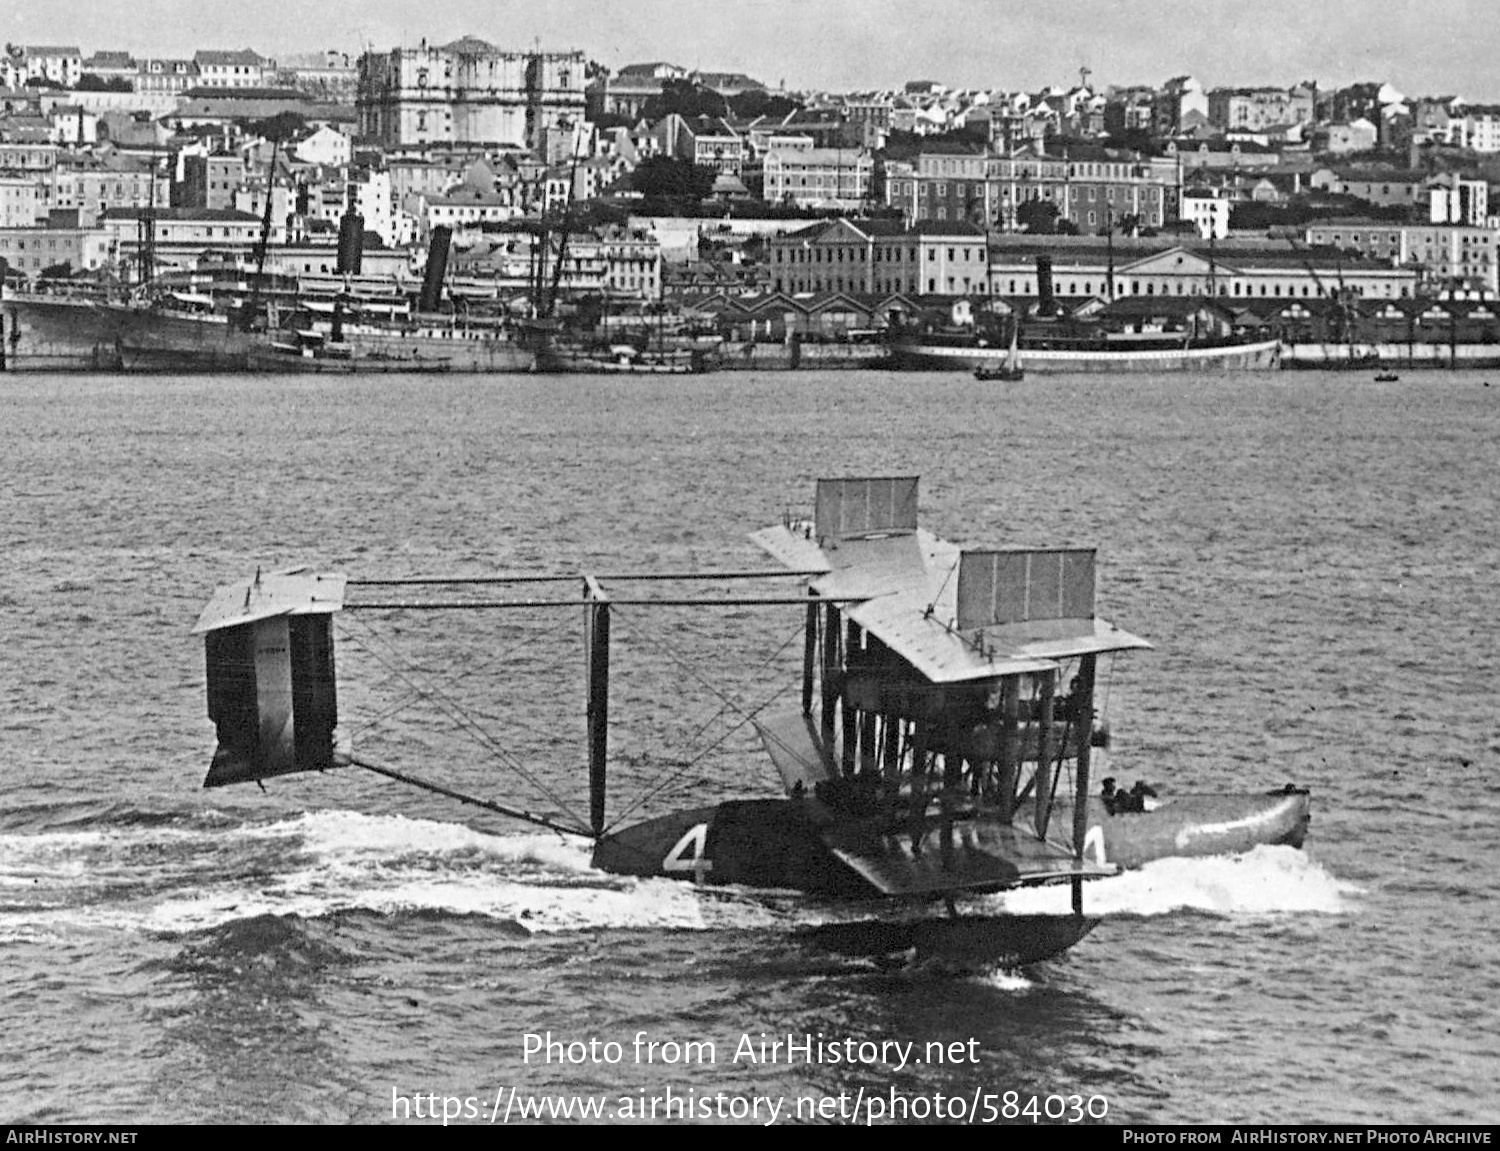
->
[2,369,1497,1124]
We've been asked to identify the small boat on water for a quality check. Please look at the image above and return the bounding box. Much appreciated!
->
[973,318,1024,381]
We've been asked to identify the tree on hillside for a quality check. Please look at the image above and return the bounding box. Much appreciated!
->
[1015,198,1061,234]
[75,73,132,92]
[727,89,803,119]
[588,111,636,131]
[247,111,308,144]
[1102,129,1158,156]
[641,78,727,122]
[631,156,717,204]
[879,128,986,163]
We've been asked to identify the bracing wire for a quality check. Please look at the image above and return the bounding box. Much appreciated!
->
[342,615,566,742]
[605,676,802,834]
[335,592,807,842]
[599,609,806,833]
[336,613,589,831]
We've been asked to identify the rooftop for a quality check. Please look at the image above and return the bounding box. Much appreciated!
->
[194,49,266,67]
[101,207,260,222]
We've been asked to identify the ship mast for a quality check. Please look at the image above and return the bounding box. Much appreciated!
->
[1105,205,1115,301]
[137,151,159,290]
[1207,224,1217,300]
[244,137,280,332]
[543,132,585,319]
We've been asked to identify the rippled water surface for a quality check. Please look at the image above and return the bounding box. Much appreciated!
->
[2,370,1497,1124]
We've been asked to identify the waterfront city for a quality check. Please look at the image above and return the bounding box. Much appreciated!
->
[4,29,1500,369]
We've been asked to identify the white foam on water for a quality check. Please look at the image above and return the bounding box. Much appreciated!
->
[135,873,719,936]
[0,809,1358,943]
[270,808,600,873]
[0,809,776,938]
[969,967,1037,991]
[995,845,1359,918]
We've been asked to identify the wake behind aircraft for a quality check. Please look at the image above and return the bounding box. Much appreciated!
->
[192,477,1310,966]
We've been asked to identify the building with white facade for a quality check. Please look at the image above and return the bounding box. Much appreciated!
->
[193,50,269,89]
[1206,85,1315,132]
[986,240,1417,303]
[292,125,353,168]
[767,218,988,296]
[100,206,261,275]
[0,225,113,275]
[51,157,169,222]
[884,146,1174,233]
[0,178,41,228]
[18,47,83,89]
[762,147,874,211]
[357,36,586,151]
[1305,219,1499,294]
[1428,174,1488,227]
[1457,105,1500,153]
[135,59,199,96]
[1180,189,1231,239]
[348,170,396,247]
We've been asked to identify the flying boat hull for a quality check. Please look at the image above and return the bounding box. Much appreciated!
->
[592,788,1310,893]
[1029,790,1311,870]
[803,914,1099,968]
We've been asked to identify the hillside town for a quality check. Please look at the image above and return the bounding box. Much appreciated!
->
[5,35,1500,366]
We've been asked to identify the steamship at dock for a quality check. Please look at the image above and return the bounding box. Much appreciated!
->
[1,221,536,374]
[885,253,1282,373]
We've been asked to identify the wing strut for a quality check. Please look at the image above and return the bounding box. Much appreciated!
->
[584,575,611,838]
[348,756,590,838]
[1071,653,1098,914]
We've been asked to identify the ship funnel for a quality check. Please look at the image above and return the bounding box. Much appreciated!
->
[336,213,364,275]
[418,226,452,313]
[1036,253,1056,316]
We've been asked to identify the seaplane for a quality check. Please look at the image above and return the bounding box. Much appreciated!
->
[191,476,1311,967]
